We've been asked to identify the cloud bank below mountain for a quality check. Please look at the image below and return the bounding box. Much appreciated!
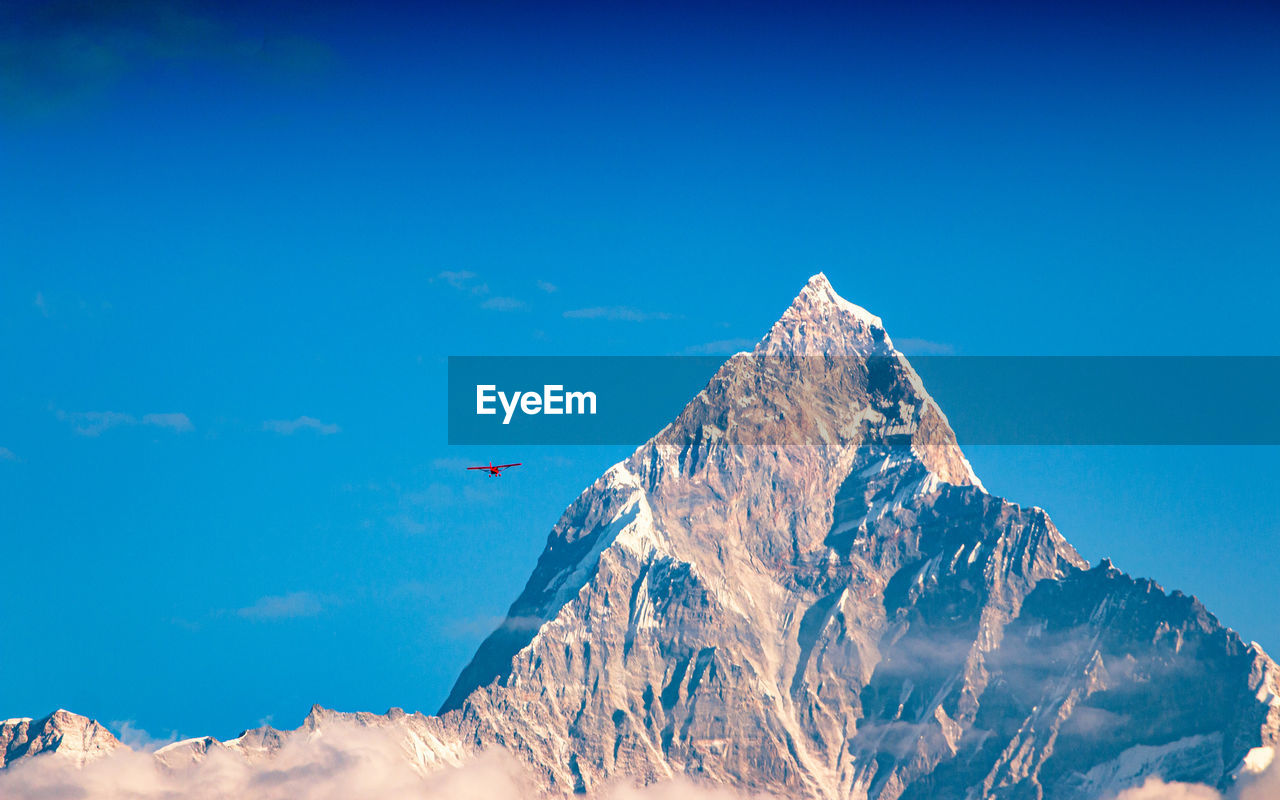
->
[0,720,769,800]
[1112,750,1280,800]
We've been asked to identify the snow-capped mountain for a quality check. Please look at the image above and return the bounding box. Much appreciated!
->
[1,711,122,769]
[4,274,1278,799]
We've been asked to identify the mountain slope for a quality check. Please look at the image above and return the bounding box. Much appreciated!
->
[1,711,121,769]
[439,274,1278,798]
[4,274,1277,800]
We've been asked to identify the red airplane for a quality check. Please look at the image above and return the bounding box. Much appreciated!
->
[467,461,521,477]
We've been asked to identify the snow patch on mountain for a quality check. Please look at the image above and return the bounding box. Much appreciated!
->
[4,275,1278,800]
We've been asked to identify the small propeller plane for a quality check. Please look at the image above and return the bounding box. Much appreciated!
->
[467,461,521,477]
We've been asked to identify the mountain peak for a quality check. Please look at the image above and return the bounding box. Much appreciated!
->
[0,709,121,769]
[794,272,883,327]
[7,278,1279,800]
[761,274,890,356]
[802,270,833,293]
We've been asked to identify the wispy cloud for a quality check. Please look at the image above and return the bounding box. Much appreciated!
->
[236,591,323,621]
[62,411,134,436]
[444,614,544,640]
[434,270,488,295]
[109,721,180,753]
[536,280,558,293]
[140,413,195,432]
[1123,751,1280,800]
[0,722,767,799]
[57,411,193,436]
[435,270,539,312]
[357,473,517,537]
[893,337,955,355]
[0,447,19,462]
[33,292,49,317]
[683,338,756,355]
[1111,776,1230,799]
[480,296,526,311]
[263,416,340,435]
[382,482,459,535]
[564,306,675,322]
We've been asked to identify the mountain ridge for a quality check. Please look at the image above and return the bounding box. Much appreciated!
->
[4,274,1277,800]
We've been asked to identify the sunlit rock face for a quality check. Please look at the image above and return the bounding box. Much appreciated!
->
[1,711,122,769]
[438,274,1279,798]
[5,275,1279,800]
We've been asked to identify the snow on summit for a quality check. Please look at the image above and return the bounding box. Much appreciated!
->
[3,276,1278,800]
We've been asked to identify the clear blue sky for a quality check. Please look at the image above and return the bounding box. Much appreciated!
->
[1,0,1277,744]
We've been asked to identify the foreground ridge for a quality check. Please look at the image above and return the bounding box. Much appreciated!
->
[6,275,1278,800]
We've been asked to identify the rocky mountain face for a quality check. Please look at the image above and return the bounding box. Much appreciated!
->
[1,711,122,768]
[150,704,467,773]
[4,274,1278,799]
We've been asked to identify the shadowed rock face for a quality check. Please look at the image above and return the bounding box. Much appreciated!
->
[435,276,1274,798]
[437,275,1279,798]
[1,711,121,768]
[5,275,1279,799]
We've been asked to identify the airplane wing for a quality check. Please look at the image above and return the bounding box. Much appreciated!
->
[465,466,489,470]
[495,463,521,469]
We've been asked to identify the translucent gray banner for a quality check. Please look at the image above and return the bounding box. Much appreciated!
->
[447,356,1280,445]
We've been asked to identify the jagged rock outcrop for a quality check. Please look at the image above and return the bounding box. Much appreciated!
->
[1,710,122,768]
[150,704,468,773]
[4,275,1278,799]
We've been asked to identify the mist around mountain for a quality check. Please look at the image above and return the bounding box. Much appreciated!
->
[3,275,1277,800]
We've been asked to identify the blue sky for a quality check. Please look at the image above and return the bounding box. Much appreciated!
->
[1,0,1278,743]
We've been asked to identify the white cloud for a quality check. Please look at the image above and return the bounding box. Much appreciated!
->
[444,614,545,640]
[893,337,955,355]
[0,724,770,800]
[1237,750,1280,800]
[564,306,675,322]
[683,338,756,355]
[1109,750,1280,800]
[0,723,505,800]
[434,270,489,295]
[263,416,340,435]
[1112,778,1222,799]
[57,411,193,436]
[480,296,526,311]
[140,413,194,432]
[34,291,49,317]
[605,777,765,799]
[59,410,135,436]
[536,280,558,293]
[0,446,18,462]
[435,270,540,310]
[236,591,323,621]
[110,721,180,753]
